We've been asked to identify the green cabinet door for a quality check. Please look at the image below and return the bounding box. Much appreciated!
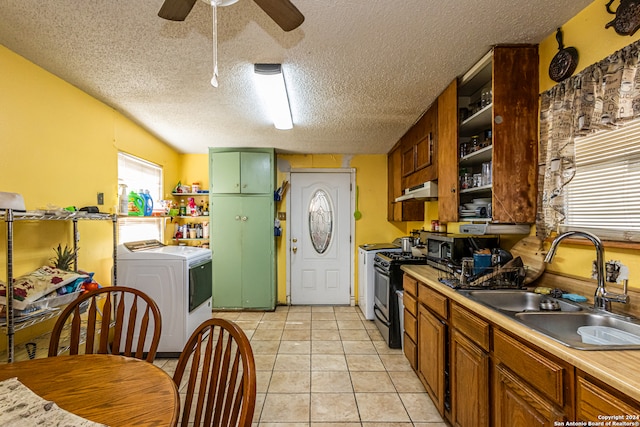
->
[241,152,272,194]
[211,196,243,307]
[211,152,241,194]
[211,195,275,309]
[210,150,272,194]
[241,196,274,308]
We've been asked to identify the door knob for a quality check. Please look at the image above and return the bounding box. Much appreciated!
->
[292,246,297,253]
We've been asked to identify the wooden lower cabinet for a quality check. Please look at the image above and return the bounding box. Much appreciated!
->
[493,363,566,427]
[450,329,489,427]
[418,304,447,415]
[403,275,419,370]
[403,274,640,426]
[576,374,640,420]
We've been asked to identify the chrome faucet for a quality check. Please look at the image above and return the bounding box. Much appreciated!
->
[544,231,629,311]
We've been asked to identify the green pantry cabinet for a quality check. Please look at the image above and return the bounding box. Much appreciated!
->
[209,148,276,309]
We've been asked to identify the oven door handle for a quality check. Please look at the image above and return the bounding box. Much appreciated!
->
[373,305,391,327]
[374,265,387,275]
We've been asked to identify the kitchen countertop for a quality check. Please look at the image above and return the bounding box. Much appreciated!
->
[401,264,640,403]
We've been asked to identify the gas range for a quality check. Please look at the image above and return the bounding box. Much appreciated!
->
[374,251,428,271]
[372,251,427,349]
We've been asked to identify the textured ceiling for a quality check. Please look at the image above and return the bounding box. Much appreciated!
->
[0,0,592,154]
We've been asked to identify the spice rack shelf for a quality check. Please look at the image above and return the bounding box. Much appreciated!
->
[169,189,209,245]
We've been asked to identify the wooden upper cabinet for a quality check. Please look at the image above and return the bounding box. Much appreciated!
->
[402,103,438,189]
[388,143,424,221]
[491,46,539,223]
[402,142,416,177]
[437,45,539,224]
[437,79,459,223]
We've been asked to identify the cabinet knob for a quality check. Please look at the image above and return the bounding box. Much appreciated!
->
[451,187,456,193]
[241,216,248,221]
[292,246,297,253]
[235,215,241,220]
[292,238,297,243]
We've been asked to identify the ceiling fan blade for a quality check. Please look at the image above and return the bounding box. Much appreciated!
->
[158,0,198,21]
[253,0,304,31]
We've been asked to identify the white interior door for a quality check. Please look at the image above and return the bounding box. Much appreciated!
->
[289,172,352,305]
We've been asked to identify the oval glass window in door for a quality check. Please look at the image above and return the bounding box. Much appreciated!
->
[308,189,333,254]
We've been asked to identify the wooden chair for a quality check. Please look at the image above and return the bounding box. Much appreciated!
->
[173,318,257,427]
[48,286,162,362]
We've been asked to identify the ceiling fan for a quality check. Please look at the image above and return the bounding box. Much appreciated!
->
[158,0,304,87]
[158,0,305,32]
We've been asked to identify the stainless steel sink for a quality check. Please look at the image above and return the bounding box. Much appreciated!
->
[464,290,582,312]
[515,312,640,350]
[457,289,640,350]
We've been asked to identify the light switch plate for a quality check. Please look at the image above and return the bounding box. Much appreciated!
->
[97,192,104,205]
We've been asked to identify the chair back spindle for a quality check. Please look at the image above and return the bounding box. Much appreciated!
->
[173,318,256,427]
[48,286,162,362]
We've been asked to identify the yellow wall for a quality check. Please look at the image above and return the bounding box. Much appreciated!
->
[169,154,209,199]
[536,1,640,284]
[0,46,181,350]
[539,1,640,92]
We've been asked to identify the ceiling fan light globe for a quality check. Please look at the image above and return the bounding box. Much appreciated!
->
[206,0,239,6]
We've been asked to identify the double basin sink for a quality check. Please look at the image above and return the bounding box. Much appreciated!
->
[458,289,640,350]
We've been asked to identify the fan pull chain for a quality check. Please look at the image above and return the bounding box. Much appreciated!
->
[211,1,219,87]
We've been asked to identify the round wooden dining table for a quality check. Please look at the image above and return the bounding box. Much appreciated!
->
[0,354,179,426]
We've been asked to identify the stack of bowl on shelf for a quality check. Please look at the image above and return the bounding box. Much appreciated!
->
[460,198,491,219]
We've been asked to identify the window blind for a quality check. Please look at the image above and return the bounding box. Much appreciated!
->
[562,119,640,242]
[117,153,164,243]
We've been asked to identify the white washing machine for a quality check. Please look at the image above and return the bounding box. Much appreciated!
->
[117,240,212,356]
[358,242,402,320]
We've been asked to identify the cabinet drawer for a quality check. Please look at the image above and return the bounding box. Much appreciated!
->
[403,275,418,297]
[451,302,490,352]
[404,291,418,317]
[418,283,448,319]
[493,329,565,406]
[404,310,417,341]
[576,375,640,420]
[404,333,417,370]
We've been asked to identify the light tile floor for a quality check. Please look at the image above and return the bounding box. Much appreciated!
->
[154,305,447,426]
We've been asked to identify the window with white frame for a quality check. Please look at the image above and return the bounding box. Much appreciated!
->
[562,119,640,242]
[117,152,164,243]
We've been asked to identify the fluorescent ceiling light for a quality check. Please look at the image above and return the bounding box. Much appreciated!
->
[253,64,293,130]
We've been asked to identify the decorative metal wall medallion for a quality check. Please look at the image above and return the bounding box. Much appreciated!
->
[549,27,579,82]
[606,0,640,36]
[308,189,333,254]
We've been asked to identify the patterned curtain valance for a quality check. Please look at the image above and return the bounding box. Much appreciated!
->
[537,39,640,238]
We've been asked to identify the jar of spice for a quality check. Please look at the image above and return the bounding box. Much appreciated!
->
[470,135,480,152]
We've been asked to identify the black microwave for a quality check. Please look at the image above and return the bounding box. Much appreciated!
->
[426,233,498,261]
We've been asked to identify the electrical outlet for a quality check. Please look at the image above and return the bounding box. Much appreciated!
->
[97,192,104,205]
[277,212,286,220]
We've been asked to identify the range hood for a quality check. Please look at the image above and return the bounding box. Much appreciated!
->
[395,181,438,202]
